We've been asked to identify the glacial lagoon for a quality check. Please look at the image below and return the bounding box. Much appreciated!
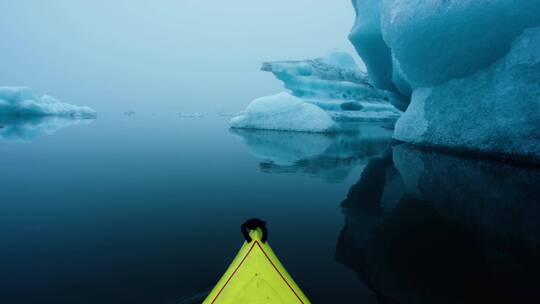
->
[1,114,539,303]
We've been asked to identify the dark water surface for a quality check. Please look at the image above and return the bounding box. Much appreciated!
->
[1,113,539,304]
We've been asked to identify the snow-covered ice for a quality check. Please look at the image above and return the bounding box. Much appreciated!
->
[230,92,339,133]
[0,87,96,118]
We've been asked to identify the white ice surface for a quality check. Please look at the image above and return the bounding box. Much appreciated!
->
[230,92,339,133]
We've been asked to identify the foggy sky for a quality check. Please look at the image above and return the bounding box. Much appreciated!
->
[0,1,357,112]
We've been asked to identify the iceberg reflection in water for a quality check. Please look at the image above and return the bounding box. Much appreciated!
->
[0,116,94,142]
[337,144,540,303]
[230,122,394,182]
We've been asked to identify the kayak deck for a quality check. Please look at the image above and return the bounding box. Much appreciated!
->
[203,223,310,304]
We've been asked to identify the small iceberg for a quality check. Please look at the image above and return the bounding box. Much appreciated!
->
[230,92,339,133]
[178,112,205,119]
[261,51,390,110]
[216,111,243,118]
[261,50,401,120]
[0,87,96,141]
[231,51,401,133]
[0,87,96,118]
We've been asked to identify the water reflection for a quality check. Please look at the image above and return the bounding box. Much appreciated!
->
[0,116,94,142]
[230,123,393,182]
[337,144,540,303]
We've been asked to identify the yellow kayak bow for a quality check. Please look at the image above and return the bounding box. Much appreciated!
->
[203,219,311,304]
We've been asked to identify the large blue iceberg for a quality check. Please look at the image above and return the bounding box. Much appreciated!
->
[349,0,540,163]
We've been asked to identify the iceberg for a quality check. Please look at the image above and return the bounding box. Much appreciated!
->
[234,51,401,132]
[261,51,400,116]
[394,26,540,163]
[230,92,339,133]
[178,112,204,119]
[216,111,242,118]
[261,51,387,105]
[0,87,96,118]
[381,0,540,88]
[349,1,540,163]
[0,87,96,141]
[239,51,401,132]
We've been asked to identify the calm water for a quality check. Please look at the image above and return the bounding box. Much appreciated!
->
[1,113,539,304]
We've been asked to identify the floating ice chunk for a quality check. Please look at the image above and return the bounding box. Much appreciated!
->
[394,26,540,163]
[230,92,339,133]
[216,111,243,118]
[0,116,94,142]
[261,51,389,110]
[0,87,96,118]
[246,51,401,131]
[178,112,204,119]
